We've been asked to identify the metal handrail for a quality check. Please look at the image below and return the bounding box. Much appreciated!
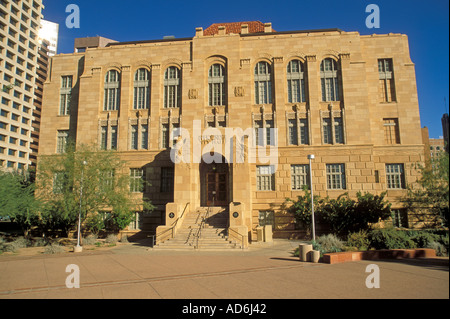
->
[194,205,211,249]
[156,202,190,245]
[227,218,245,250]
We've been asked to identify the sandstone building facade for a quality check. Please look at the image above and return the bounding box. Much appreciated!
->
[38,22,425,242]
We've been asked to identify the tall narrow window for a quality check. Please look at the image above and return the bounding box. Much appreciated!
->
[265,119,275,146]
[141,124,148,149]
[254,119,263,146]
[130,125,138,150]
[254,62,272,104]
[320,58,340,101]
[383,118,400,144]
[56,130,69,154]
[134,68,150,109]
[100,126,107,150]
[386,164,405,189]
[287,60,306,103]
[110,125,118,150]
[164,66,181,108]
[299,118,309,145]
[378,59,396,102]
[208,64,226,106]
[160,167,174,193]
[326,164,346,190]
[161,123,169,149]
[323,118,332,144]
[334,117,344,144]
[288,119,298,145]
[104,70,120,111]
[60,76,72,115]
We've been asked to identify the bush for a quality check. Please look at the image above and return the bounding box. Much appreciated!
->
[105,234,118,245]
[313,234,345,255]
[368,228,417,250]
[347,230,370,251]
[44,243,65,254]
[83,234,98,245]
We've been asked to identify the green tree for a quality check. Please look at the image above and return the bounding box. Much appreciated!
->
[405,152,449,227]
[36,143,154,238]
[0,170,41,237]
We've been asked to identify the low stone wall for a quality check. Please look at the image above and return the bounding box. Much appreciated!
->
[323,248,437,264]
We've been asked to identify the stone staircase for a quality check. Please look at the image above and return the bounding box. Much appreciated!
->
[153,207,242,250]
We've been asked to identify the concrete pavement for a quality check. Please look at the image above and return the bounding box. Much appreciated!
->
[0,239,448,300]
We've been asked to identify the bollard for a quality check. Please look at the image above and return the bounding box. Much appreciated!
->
[299,244,313,262]
[311,250,320,263]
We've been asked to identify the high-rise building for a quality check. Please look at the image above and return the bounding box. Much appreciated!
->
[38,22,427,243]
[0,0,45,171]
[38,19,58,56]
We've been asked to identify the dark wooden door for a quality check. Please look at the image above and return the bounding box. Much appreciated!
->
[206,173,228,206]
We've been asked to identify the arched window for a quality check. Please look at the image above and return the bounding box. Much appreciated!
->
[164,66,181,108]
[320,58,340,102]
[104,70,120,111]
[134,68,150,110]
[254,61,272,104]
[287,60,306,103]
[208,64,226,106]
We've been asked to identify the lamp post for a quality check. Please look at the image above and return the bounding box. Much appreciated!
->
[307,154,316,241]
[74,160,87,253]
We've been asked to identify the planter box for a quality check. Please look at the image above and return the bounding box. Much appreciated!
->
[323,248,437,264]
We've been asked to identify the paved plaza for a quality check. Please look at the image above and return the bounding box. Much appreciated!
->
[0,240,448,301]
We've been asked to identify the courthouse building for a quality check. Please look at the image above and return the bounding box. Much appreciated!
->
[38,21,425,243]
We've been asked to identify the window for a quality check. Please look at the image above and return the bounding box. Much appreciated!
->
[254,119,263,146]
[110,125,118,150]
[141,124,148,149]
[378,59,396,102]
[392,209,408,228]
[164,66,181,108]
[258,211,275,227]
[257,165,275,191]
[130,125,138,150]
[60,76,72,115]
[133,68,150,110]
[128,212,143,230]
[53,172,68,194]
[254,62,272,104]
[291,164,310,190]
[104,70,120,111]
[208,64,226,106]
[326,164,346,190]
[130,168,145,193]
[56,130,69,154]
[161,123,169,149]
[386,164,405,189]
[320,58,340,101]
[288,119,298,145]
[99,170,115,192]
[323,116,344,144]
[100,126,107,150]
[265,119,275,146]
[383,118,400,144]
[287,60,306,103]
[160,167,174,193]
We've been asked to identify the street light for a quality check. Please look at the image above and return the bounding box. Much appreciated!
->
[307,154,316,241]
[74,160,87,253]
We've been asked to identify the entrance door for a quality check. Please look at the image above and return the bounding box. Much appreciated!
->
[206,173,228,206]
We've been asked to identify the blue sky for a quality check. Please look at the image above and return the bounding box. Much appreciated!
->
[42,0,449,138]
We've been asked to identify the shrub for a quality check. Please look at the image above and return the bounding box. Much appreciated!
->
[44,243,65,254]
[368,228,416,250]
[428,241,448,257]
[83,234,98,246]
[313,234,345,255]
[347,230,370,251]
[105,234,118,245]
